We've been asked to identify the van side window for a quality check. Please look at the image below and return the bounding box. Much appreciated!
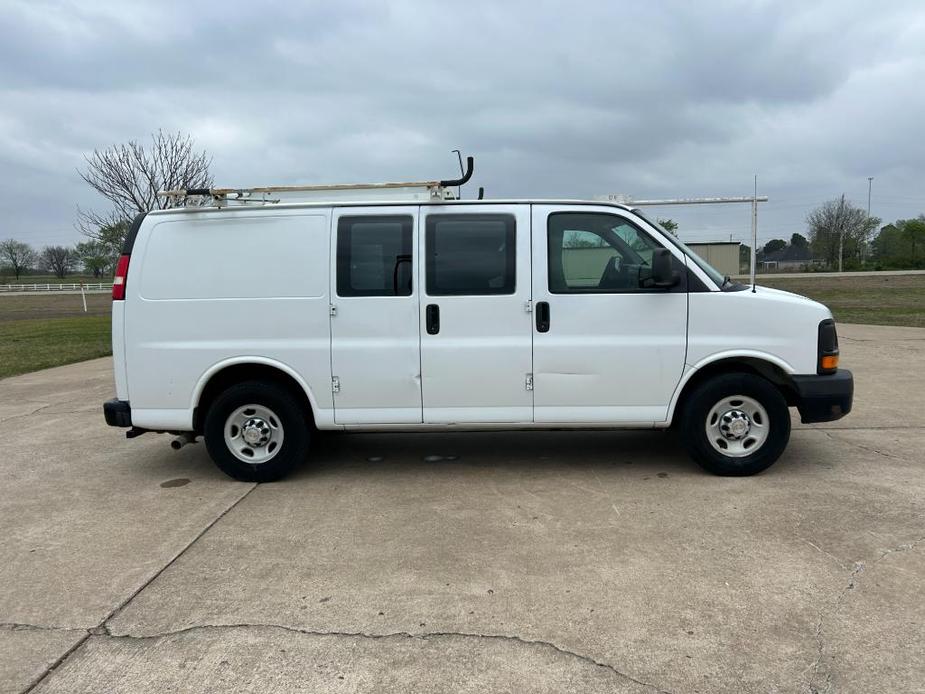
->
[548,212,665,293]
[337,216,413,297]
[425,214,516,296]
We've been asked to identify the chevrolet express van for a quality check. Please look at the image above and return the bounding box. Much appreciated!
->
[103,162,853,481]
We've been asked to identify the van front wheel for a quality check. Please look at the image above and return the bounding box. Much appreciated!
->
[203,381,309,482]
[680,373,790,476]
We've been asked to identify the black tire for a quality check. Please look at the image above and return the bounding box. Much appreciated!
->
[680,372,790,476]
[203,380,309,482]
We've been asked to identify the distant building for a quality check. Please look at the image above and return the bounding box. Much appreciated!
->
[686,242,741,277]
[758,245,818,272]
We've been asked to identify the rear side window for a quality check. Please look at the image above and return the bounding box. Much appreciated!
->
[425,214,515,295]
[337,216,413,297]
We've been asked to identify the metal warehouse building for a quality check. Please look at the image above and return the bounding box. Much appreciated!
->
[686,242,741,277]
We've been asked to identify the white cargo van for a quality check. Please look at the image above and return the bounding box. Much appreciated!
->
[104,161,853,481]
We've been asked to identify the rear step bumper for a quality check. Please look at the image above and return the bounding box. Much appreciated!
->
[103,399,132,428]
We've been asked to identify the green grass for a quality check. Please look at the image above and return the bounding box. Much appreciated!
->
[0,315,111,379]
[757,274,925,328]
[0,293,112,379]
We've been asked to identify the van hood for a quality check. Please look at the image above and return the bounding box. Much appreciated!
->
[753,284,807,300]
[751,284,832,318]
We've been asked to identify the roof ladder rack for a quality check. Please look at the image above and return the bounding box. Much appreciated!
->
[159,157,474,206]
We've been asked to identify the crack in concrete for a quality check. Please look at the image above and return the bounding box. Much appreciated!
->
[869,535,925,570]
[100,623,674,693]
[5,619,675,692]
[102,484,259,628]
[0,622,87,634]
[5,620,674,692]
[0,404,104,426]
[797,538,850,571]
[0,403,53,425]
[807,560,864,694]
[819,430,899,460]
[806,535,925,693]
[20,483,258,693]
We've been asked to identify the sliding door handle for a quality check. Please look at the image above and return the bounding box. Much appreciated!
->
[426,304,440,335]
[536,301,550,333]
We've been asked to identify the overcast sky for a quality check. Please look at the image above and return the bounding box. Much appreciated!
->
[2,0,924,248]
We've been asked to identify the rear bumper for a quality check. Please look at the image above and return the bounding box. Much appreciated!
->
[103,399,132,427]
[792,369,853,423]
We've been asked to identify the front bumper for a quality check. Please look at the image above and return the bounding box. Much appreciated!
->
[791,369,853,423]
[103,399,132,427]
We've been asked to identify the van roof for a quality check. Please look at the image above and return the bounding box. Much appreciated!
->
[147,198,636,217]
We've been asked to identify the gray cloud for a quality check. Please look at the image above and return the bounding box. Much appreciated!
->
[1,0,924,247]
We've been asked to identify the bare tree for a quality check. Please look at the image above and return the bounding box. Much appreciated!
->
[78,130,213,243]
[807,195,880,271]
[0,239,37,280]
[39,245,74,279]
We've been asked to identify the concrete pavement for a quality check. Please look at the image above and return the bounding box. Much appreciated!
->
[1,324,923,693]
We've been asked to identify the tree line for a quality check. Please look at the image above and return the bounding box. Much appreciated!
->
[0,237,122,280]
[757,196,924,271]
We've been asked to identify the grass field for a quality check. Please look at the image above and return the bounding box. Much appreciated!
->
[757,274,925,328]
[0,274,923,380]
[0,294,112,379]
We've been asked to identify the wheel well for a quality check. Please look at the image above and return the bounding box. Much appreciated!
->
[193,364,315,432]
[672,358,798,424]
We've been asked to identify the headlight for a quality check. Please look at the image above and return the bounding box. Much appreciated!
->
[817,319,839,374]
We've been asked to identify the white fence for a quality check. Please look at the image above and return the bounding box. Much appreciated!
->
[0,282,113,293]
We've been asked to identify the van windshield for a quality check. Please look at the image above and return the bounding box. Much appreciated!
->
[630,208,725,288]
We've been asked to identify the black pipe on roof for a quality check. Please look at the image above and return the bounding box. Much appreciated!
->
[440,156,473,187]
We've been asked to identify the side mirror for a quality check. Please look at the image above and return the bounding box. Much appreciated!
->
[641,249,680,289]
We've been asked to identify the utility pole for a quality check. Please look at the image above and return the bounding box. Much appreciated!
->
[838,194,845,273]
[751,175,758,292]
[863,177,874,265]
[838,230,843,273]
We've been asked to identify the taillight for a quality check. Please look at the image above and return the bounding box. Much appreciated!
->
[112,254,130,300]
[817,319,839,374]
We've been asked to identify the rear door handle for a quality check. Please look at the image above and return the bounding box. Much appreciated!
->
[426,304,440,335]
[536,301,550,333]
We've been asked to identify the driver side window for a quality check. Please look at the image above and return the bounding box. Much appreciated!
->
[548,212,662,293]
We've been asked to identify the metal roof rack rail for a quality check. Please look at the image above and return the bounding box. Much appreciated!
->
[159,156,474,207]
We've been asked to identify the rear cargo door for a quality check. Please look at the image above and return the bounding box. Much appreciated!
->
[330,206,422,424]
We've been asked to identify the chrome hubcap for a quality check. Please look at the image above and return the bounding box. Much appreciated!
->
[225,404,284,464]
[242,418,271,446]
[706,395,769,458]
[722,410,751,439]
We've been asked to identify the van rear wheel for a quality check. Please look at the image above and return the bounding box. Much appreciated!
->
[680,373,790,476]
[203,381,308,482]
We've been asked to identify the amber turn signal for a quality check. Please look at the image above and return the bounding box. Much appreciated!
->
[820,355,839,372]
